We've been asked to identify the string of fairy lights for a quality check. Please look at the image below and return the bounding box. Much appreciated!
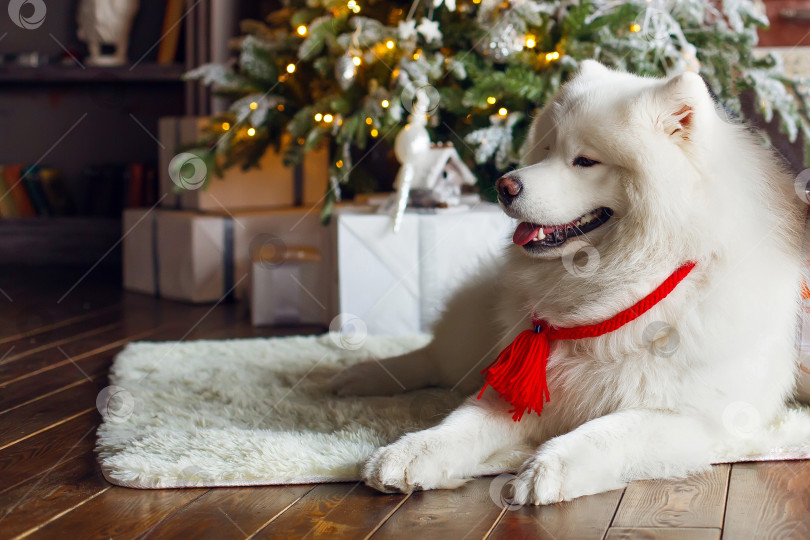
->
[221,0,648,159]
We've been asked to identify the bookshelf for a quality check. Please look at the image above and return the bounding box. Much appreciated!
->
[0,63,186,83]
[0,0,230,266]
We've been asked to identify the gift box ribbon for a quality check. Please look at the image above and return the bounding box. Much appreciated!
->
[150,213,235,301]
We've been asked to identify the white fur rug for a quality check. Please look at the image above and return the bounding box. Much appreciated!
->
[97,334,810,489]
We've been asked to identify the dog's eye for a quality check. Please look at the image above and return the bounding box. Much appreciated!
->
[573,156,600,168]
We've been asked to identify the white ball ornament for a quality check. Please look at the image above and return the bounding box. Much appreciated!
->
[394,115,430,163]
[391,110,431,232]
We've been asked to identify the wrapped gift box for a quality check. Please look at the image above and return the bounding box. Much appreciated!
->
[331,203,515,335]
[249,245,329,326]
[124,203,513,328]
[158,117,329,212]
[123,209,236,303]
[123,207,331,304]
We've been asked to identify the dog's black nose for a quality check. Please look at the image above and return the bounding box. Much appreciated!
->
[496,175,522,205]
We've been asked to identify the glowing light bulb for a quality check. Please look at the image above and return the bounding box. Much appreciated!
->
[365,117,373,125]
[525,35,536,48]
[545,51,560,61]
[347,0,356,7]
[277,104,284,111]
[352,56,361,66]
[297,25,307,36]
[314,113,323,121]
[323,114,334,123]
[247,127,256,136]
[381,99,390,108]
[352,5,360,13]
[486,96,496,105]
[386,40,395,49]
[286,63,296,73]
[250,102,258,110]
[371,128,379,137]
[336,160,344,168]
[498,108,508,116]
[221,122,230,131]
[630,23,641,33]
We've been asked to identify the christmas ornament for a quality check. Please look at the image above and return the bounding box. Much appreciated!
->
[416,18,442,43]
[433,0,456,12]
[476,16,523,62]
[335,54,357,90]
[397,19,418,40]
[392,107,431,232]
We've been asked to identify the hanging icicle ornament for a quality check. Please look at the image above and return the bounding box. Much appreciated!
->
[391,98,431,232]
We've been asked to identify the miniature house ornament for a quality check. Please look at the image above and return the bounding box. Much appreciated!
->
[77,0,140,66]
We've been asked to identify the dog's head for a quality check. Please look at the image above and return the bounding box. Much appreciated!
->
[500,60,722,262]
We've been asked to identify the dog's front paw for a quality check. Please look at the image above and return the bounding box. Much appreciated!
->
[362,434,468,493]
[512,452,568,505]
[512,451,625,506]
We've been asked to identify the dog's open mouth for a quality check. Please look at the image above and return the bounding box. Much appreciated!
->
[513,207,613,250]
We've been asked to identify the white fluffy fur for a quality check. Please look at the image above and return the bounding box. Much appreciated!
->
[97,334,810,489]
[332,61,810,505]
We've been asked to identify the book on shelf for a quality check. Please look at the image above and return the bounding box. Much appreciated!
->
[0,161,155,219]
[157,0,185,64]
[0,166,19,218]
[125,162,145,208]
[4,165,36,218]
[39,168,74,215]
[22,166,55,217]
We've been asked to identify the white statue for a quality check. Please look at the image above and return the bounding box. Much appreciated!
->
[77,0,140,66]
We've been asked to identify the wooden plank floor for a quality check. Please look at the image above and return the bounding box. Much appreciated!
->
[1,266,809,539]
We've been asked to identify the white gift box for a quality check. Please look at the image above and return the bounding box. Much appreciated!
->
[331,203,515,335]
[123,207,330,304]
[249,246,329,326]
[123,209,236,303]
[123,204,514,329]
[158,117,329,212]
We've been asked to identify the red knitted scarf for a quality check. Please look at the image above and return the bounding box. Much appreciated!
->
[478,261,696,421]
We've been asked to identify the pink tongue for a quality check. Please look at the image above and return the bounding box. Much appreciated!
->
[513,222,541,246]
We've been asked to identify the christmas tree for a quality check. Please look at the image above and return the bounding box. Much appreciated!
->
[185,0,810,215]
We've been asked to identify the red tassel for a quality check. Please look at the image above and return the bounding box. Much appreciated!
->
[478,328,551,421]
[480,263,697,422]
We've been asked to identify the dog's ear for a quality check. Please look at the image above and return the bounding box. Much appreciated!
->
[653,71,709,142]
[577,59,609,78]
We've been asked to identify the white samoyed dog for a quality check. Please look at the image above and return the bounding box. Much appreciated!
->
[330,60,807,505]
